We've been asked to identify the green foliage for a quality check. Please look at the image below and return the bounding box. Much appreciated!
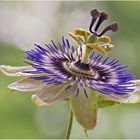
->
[97,96,118,108]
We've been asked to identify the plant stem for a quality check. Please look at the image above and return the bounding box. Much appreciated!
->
[65,109,73,139]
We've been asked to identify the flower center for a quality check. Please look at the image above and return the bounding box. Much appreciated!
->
[63,61,96,78]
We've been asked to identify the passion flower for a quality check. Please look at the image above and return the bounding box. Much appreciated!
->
[1,9,140,138]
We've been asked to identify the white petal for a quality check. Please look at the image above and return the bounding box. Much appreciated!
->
[117,80,140,103]
[118,80,140,103]
[32,82,77,106]
[93,81,137,103]
[98,82,140,104]
[0,65,36,76]
[131,80,140,90]
[119,89,140,103]
[131,80,140,86]
[8,78,45,91]
[99,92,131,103]
[104,89,140,104]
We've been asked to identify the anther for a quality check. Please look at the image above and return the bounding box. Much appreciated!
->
[104,44,114,52]
[86,43,107,55]
[97,36,111,43]
[74,28,90,36]
[68,32,81,45]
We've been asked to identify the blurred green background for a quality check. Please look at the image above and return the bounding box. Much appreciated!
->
[0,1,140,139]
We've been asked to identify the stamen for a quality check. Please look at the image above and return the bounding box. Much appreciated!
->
[104,44,114,52]
[68,32,81,45]
[74,28,90,36]
[97,36,111,43]
[86,43,107,55]
[94,11,108,31]
[99,22,119,36]
[89,9,100,34]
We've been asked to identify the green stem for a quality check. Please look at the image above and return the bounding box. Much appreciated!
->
[65,109,73,139]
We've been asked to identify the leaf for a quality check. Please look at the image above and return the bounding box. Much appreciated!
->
[97,95,118,108]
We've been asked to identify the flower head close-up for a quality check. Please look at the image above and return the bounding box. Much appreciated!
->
[1,8,140,139]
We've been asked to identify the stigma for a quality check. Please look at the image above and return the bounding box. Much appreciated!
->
[68,9,119,64]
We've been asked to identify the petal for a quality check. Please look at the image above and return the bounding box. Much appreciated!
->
[8,78,45,91]
[131,80,140,89]
[119,89,140,103]
[0,65,35,76]
[104,89,140,104]
[118,80,140,103]
[98,80,140,104]
[70,88,98,130]
[32,82,77,106]
[98,90,140,104]
[98,92,131,103]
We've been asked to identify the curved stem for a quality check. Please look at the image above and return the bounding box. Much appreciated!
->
[65,109,73,139]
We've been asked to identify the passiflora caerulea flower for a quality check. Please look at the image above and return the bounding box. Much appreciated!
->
[1,9,140,132]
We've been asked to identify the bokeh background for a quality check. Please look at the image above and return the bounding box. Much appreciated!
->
[0,1,140,139]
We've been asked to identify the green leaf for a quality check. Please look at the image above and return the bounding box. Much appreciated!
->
[97,95,118,108]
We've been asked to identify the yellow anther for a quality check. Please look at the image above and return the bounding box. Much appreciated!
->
[74,28,91,37]
[97,36,111,43]
[104,44,114,52]
[77,35,85,44]
[86,43,107,55]
[68,32,81,45]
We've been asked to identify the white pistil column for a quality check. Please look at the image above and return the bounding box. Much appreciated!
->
[81,34,98,63]
[81,45,93,63]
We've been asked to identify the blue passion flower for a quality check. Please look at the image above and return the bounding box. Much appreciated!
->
[1,9,140,131]
[22,37,135,98]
